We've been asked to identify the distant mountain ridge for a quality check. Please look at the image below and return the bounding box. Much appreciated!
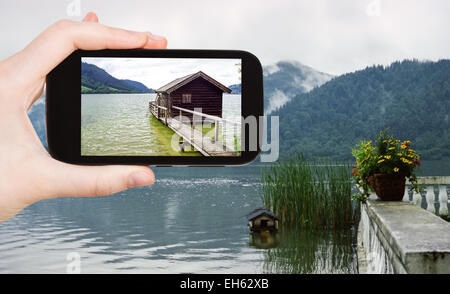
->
[31,59,449,161]
[81,62,154,94]
[263,60,334,114]
[274,59,450,160]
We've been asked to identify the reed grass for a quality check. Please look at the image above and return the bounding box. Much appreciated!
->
[262,229,355,274]
[262,155,353,230]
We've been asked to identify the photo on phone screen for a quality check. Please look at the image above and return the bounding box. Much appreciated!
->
[81,58,242,157]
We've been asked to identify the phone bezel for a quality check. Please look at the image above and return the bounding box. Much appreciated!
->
[46,49,263,165]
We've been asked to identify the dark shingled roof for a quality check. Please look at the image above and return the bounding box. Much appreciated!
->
[246,208,279,221]
[156,71,232,94]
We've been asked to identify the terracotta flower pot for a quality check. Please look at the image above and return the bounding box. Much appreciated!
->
[373,173,406,201]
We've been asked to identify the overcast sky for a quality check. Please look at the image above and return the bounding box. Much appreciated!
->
[0,0,449,75]
[83,58,241,89]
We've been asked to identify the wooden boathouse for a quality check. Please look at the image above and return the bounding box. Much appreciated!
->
[149,71,239,156]
[153,71,231,119]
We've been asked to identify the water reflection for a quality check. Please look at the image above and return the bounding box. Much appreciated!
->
[249,231,280,249]
[261,228,356,274]
[0,166,356,273]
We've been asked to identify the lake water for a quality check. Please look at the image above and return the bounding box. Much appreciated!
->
[81,94,241,156]
[0,154,448,272]
[0,165,358,274]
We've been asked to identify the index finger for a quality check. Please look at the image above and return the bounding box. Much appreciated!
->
[9,19,167,81]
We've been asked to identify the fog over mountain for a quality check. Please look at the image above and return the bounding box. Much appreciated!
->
[273,59,450,160]
[263,61,334,114]
[30,59,450,161]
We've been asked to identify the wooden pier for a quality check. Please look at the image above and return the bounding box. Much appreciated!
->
[149,101,239,156]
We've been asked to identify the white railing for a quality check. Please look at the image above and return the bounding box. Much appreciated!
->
[404,176,450,217]
[172,105,241,144]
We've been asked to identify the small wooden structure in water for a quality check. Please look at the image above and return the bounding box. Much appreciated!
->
[153,71,231,119]
[246,208,279,232]
[149,71,239,156]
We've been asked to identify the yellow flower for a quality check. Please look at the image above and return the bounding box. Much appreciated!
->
[378,159,385,164]
[397,153,402,156]
[401,140,411,149]
[401,158,413,164]
[388,147,395,150]
[394,167,399,172]
[384,155,391,159]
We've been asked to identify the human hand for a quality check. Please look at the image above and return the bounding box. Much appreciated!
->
[0,12,167,222]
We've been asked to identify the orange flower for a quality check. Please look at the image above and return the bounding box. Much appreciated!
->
[352,170,360,176]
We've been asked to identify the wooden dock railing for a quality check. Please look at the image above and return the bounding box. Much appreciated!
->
[148,101,239,156]
[149,101,168,125]
[171,105,241,143]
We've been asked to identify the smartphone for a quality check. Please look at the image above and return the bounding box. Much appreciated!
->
[46,49,263,166]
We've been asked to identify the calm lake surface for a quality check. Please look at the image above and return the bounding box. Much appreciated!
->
[0,165,356,274]
[0,156,448,272]
[81,93,241,156]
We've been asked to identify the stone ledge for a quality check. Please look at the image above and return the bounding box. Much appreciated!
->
[364,199,450,274]
[406,176,450,185]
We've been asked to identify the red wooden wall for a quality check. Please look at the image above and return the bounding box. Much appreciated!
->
[171,77,223,118]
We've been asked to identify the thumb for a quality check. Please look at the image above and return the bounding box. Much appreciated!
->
[41,159,155,199]
[82,12,99,23]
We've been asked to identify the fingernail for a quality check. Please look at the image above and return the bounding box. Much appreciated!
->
[128,172,154,188]
[148,33,166,41]
[83,12,98,22]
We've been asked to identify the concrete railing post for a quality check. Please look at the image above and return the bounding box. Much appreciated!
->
[426,185,436,214]
[438,185,449,217]
[403,187,409,202]
[412,190,422,206]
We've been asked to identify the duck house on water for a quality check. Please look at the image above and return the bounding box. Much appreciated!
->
[246,208,279,232]
[149,71,239,156]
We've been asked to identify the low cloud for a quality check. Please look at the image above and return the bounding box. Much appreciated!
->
[0,1,449,75]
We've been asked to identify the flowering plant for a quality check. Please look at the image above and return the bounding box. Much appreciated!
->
[351,130,421,202]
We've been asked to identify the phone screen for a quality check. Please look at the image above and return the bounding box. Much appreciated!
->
[81,58,242,157]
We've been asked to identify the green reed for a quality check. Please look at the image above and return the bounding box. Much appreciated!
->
[262,155,353,230]
[262,229,355,274]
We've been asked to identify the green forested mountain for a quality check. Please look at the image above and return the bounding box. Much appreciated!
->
[81,62,154,94]
[274,59,450,160]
